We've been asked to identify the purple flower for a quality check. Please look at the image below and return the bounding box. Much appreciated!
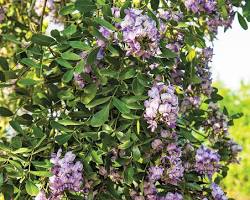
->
[160,144,184,185]
[35,191,48,200]
[99,26,113,39]
[148,166,164,182]
[158,9,183,22]
[74,73,85,89]
[0,7,5,23]
[112,7,121,18]
[184,0,216,13]
[195,145,220,178]
[144,83,179,132]
[120,9,160,58]
[151,139,163,150]
[49,149,83,197]
[157,192,183,200]
[205,103,229,135]
[211,183,228,200]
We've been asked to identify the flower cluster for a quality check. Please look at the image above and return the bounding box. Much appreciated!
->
[205,103,229,136]
[35,150,84,199]
[148,166,164,182]
[195,145,220,178]
[211,183,228,200]
[158,9,184,22]
[158,192,183,200]
[49,150,83,197]
[120,9,160,58]
[144,83,179,132]
[227,139,242,163]
[162,143,184,185]
[0,7,5,23]
[184,0,217,13]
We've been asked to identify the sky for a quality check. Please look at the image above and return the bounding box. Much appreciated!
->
[212,19,250,89]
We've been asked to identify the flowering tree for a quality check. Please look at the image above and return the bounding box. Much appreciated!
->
[0,0,249,199]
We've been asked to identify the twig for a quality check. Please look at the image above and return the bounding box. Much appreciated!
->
[39,0,48,32]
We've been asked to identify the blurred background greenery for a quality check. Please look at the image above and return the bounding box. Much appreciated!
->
[214,82,250,200]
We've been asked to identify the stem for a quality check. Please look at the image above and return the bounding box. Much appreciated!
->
[39,0,48,32]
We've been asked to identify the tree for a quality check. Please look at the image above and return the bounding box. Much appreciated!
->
[0,0,249,199]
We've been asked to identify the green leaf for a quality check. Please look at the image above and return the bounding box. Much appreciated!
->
[59,4,75,15]
[9,120,23,133]
[30,171,52,177]
[87,47,101,64]
[25,180,39,196]
[0,57,9,70]
[56,58,73,68]
[132,146,141,161]
[62,24,77,36]
[124,166,134,184]
[90,104,110,127]
[91,150,103,164]
[112,97,130,114]
[68,41,91,50]
[62,51,81,61]
[119,68,136,80]
[51,121,73,132]
[121,113,140,120]
[55,133,72,145]
[20,58,40,69]
[18,78,38,86]
[0,173,3,188]
[150,0,160,11]
[62,69,74,82]
[186,49,196,62]
[13,148,32,154]
[161,48,178,59]
[86,97,111,109]
[75,0,96,15]
[118,140,133,149]
[238,12,248,30]
[57,119,84,126]
[94,17,116,31]
[132,78,145,95]
[82,83,98,104]
[0,107,13,117]
[31,34,56,46]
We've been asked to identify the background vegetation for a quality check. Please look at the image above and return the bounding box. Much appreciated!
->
[215,82,250,200]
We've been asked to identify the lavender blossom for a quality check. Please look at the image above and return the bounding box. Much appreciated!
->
[99,26,113,39]
[195,145,220,178]
[160,129,177,140]
[148,166,164,182]
[144,83,179,132]
[166,42,182,53]
[120,9,160,58]
[151,139,163,150]
[0,7,5,23]
[158,192,183,200]
[180,95,201,112]
[205,103,229,136]
[35,191,48,200]
[211,183,228,200]
[227,139,242,163]
[74,73,85,89]
[49,149,83,197]
[161,143,184,185]
[158,9,184,22]
[184,0,216,13]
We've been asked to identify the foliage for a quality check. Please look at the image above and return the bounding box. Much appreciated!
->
[0,0,249,200]
[215,82,250,200]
